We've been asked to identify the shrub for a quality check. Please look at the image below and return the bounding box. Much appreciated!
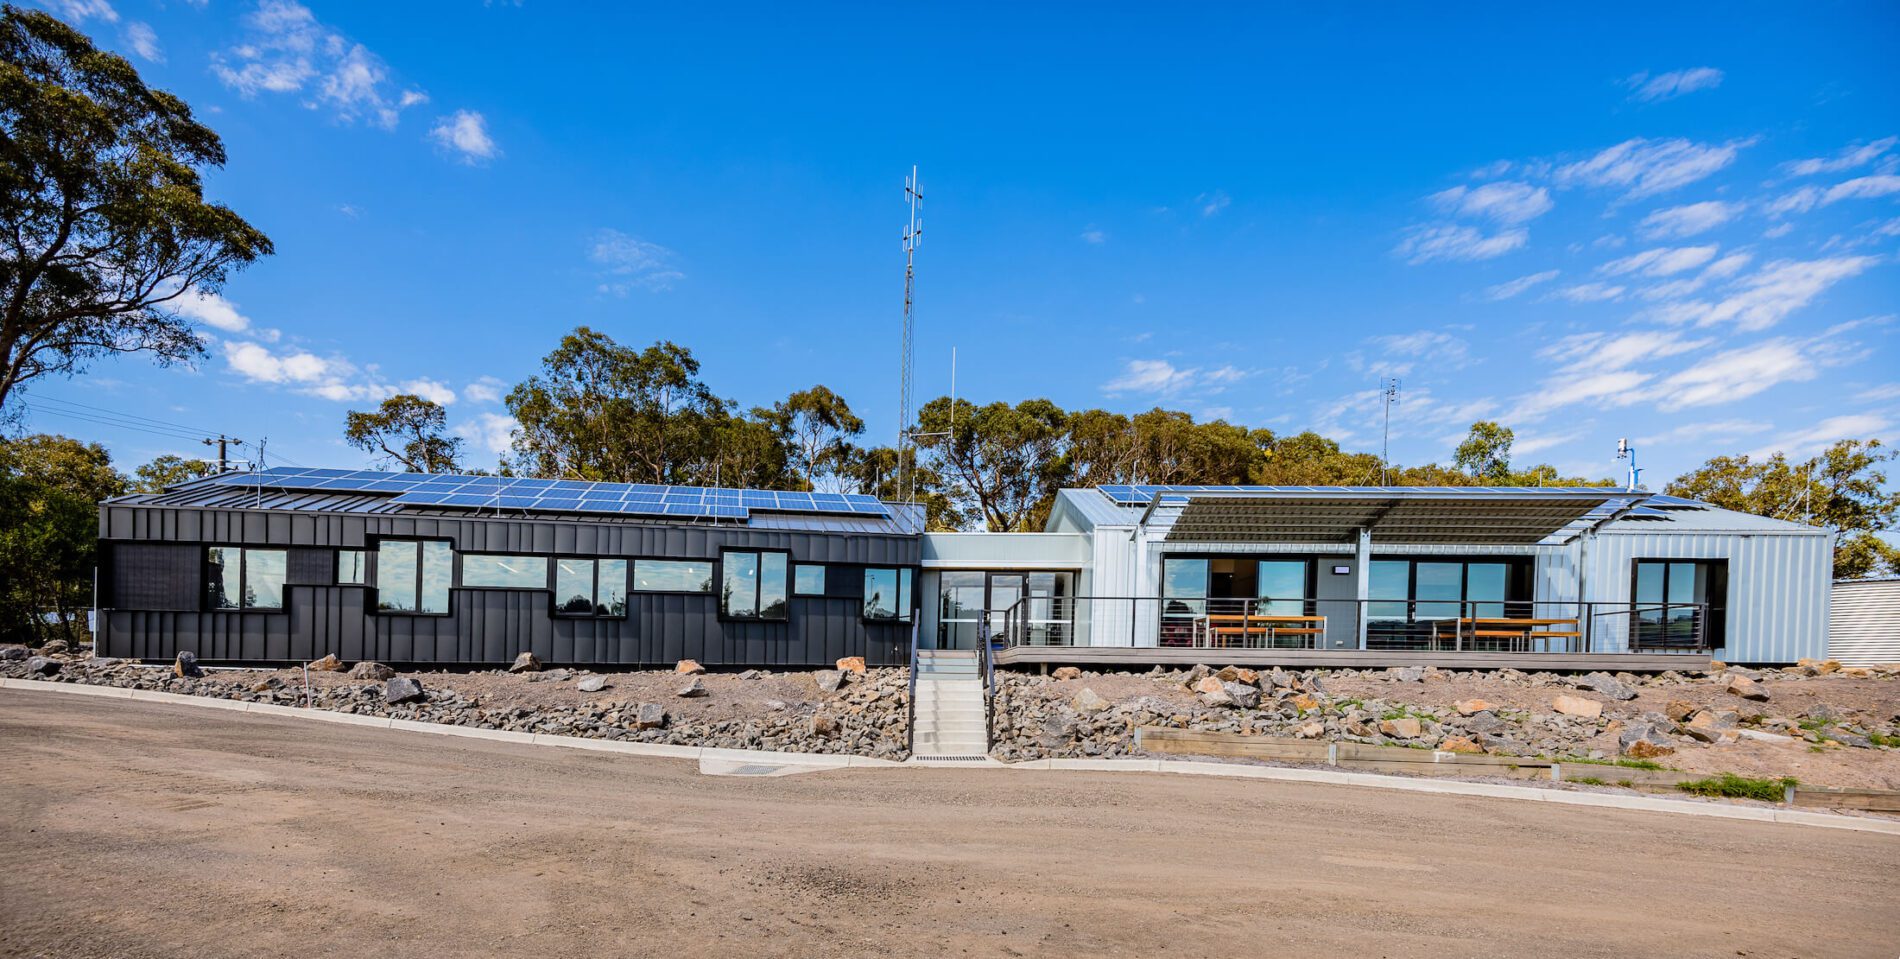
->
[1675,773,1796,803]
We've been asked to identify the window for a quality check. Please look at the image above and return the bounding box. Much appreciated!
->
[377,540,452,614]
[1363,558,1531,650]
[633,559,713,593]
[1632,560,1727,648]
[337,549,366,585]
[937,571,985,648]
[461,554,549,589]
[205,546,286,610]
[721,550,787,620]
[555,557,628,616]
[863,567,913,622]
[793,563,827,596]
[1255,561,1308,617]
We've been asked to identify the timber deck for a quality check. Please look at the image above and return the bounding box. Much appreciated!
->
[992,645,1709,673]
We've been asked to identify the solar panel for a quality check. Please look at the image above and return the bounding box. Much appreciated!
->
[216,467,892,521]
[1099,483,1666,506]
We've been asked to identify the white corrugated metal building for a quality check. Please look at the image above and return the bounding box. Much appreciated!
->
[1830,578,1900,666]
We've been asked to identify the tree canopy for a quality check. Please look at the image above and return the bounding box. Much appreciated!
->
[344,393,465,474]
[0,6,271,413]
[0,432,123,642]
[1669,439,1900,578]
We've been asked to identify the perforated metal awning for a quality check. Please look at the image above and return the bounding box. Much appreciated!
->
[1154,488,1651,545]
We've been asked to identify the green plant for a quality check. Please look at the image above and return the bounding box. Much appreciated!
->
[1616,779,1634,789]
[1798,716,1837,731]
[1867,731,1900,748]
[1675,773,1797,803]
[1569,776,1606,786]
[1553,755,1665,771]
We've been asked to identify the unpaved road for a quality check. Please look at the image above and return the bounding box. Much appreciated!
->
[2,690,1894,959]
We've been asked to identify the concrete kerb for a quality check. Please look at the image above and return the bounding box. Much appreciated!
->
[5,676,1898,836]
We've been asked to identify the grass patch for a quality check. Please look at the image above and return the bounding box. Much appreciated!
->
[1675,773,1797,803]
[1798,716,1837,731]
[1616,779,1635,789]
[1552,755,1665,771]
[1868,731,1900,748]
[1569,776,1606,786]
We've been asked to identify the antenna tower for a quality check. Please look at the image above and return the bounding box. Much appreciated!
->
[1380,378,1401,485]
[897,166,922,504]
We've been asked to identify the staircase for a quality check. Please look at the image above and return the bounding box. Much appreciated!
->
[910,649,989,760]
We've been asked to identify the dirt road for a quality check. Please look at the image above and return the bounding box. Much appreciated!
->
[2,689,1894,959]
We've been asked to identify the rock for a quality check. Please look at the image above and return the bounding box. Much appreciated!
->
[1289,693,1320,712]
[173,651,204,678]
[738,669,763,680]
[384,676,425,704]
[40,639,69,655]
[307,654,344,672]
[1051,666,1082,680]
[25,655,60,676]
[632,703,667,729]
[835,656,867,675]
[1222,681,1261,709]
[1463,711,1505,733]
[1439,736,1484,754]
[1803,703,1844,723]
[1577,672,1637,701]
[577,675,608,693]
[1216,666,1258,685]
[1071,688,1110,712]
[809,712,838,736]
[1192,675,1227,696]
[763,700,787,712]
[1391,666,1425,683]
[1618,722,1675,757]
[348,661,395,682]
[674,659,705,675]
[1453,699,1496,716]
[1379,717,1423,739]
[1295,722,1325,739]
[509,652,542,673]
[1200,688,1235,708]
[676,678,707,698]
[1664,700,1698,723]
[814,669,846,693]
[1725,675,1770,702]
[1685,710,1739,744]
[1552,695,1603,720]
[0,645,30,661]
[1839,667,1875,678]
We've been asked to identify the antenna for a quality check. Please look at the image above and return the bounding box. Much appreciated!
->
[1616,438,1642,492]
[252,438,268,508]
[896,166,922,504]
[1380,378,1400,485]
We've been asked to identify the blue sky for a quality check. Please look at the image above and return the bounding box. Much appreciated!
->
[18,1,1900,486]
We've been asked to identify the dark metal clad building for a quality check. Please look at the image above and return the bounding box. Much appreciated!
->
[97,469,924,668]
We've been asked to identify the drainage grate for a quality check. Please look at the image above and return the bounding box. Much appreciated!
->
[914,755,989,762]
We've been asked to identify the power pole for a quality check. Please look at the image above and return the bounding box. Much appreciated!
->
[202,434,244,473]
[1379,378,1400,486]
[896,166,923,504]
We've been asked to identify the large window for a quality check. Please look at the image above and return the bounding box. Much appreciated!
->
[937,571,986,648]
[1633,559,1727,648]
[555,557,628,616]
[863,567,913,622]
[461,554,549,589]
[205,546,286,610]
[633,559,713,593]
[377,540,452,614]
[793,563,827,596]
[1366,558,1524,649]
[720,550,788,620]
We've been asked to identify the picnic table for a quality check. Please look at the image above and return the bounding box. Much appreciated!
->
[1194,613,1327,649]
[1431,617,1582,652]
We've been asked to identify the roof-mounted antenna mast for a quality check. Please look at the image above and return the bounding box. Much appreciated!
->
[1616,438,1642,492]
[1380,378,1401,486]
[897,166,922,505]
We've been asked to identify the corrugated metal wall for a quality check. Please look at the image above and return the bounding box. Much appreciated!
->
[1586,530,1832,663]
[1830,580,1900,666]
[98,504,918,668]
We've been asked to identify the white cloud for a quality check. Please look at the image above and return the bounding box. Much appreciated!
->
[1652,338,1826,410]
[1196,191,1231,217]
[1351,330,1471,378]
[429,110,497,163]
[455,412,520,457]
[1429,181,1553,224]
[221,336,465,406]
[590,228,683,294]
[1551,282,1626,303]
[1764,186,1820,217]
[1784,137,1897,177]
[44,0,117,23]
[1394,224,1527,264]
[1635,419,1772,446]
[1650,256,1880,331]
[400,378,457,405]
[463,376,507,404]
[1638,201,1742,239]
[1763,222,1794,239]
[1624,67,1724,103]
[1751,413,1893,460]
[1080,226,1107,244]
[1555,137,1751,200]
[1823,174,1900,204]
[1513,428,1589,457]
[1639,252,1753,301]
[1858,382,1900,403]
[172,289,252,333]
[212,1,428,129]
[1484,269,1559,300]
[1538,329,1711,373]
[1102,359,1248,397]
[223,340,330,384]
[122,21,161,61]
[1600,244,1720,278]
[1509,330,1712,420]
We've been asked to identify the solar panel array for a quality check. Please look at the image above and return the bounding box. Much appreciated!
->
[210,467,890,521]
[1097,484,1707,509]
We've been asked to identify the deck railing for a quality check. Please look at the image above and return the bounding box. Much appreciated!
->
[996,596,1712,654]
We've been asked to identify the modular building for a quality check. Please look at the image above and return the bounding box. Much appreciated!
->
[96,471,1835,670]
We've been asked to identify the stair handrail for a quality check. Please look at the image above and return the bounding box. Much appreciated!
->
[905,619,920,755]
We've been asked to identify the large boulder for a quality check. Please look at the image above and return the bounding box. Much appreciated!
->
[1439,736,1484,754]
[1288,693,1321,712]
[384,676,425,704]
[809,712,838,736]
[1725,675,1770,702]
[508,652,542,673]
[1552,695,1603,720]
[1379,717,1423,739]
[1577,672,1637,701]
[1181,664,1213,688]
[1684,709,1739,744]
[1618,722,1676,758]
[1453,699,1496,716]
[674,659,705,675]
[307,654,344,672]
[173,651,204,679]
[1038,715,1076,749]
[576,675,608,693]
[348,661,395,682]
[1071,688,1110,712]
[1664,700,1699,723]
[25,655,60,676]
[676,678,707,698]
[1191,675,1226,696]
[1216,666,1259,686]
[813,669,846,693]
[834,656,866,675]
[1390,666,1425,683]
[0,645,30,661]
[40,639,69,655]
[632,703,667,729]
[1051,666,1082,680]
[1222,681,1261,709]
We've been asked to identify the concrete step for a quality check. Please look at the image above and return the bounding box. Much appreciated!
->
[913,736,988,751]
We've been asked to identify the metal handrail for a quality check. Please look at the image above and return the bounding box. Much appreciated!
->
[905,619,919,754]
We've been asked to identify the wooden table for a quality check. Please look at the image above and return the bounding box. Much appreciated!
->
[1195,614,1328,649]
[1433,617,1582,652]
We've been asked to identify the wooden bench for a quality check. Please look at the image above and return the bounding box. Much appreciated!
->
[1444,617,1581,652]
[1204,614,1327,649]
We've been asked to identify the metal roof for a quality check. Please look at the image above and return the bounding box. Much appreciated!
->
[1161,492,1632,545]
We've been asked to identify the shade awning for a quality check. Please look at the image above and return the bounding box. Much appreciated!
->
[1159,489,1644,545]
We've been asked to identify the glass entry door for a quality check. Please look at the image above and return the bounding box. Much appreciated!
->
[986,572,1025,647]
